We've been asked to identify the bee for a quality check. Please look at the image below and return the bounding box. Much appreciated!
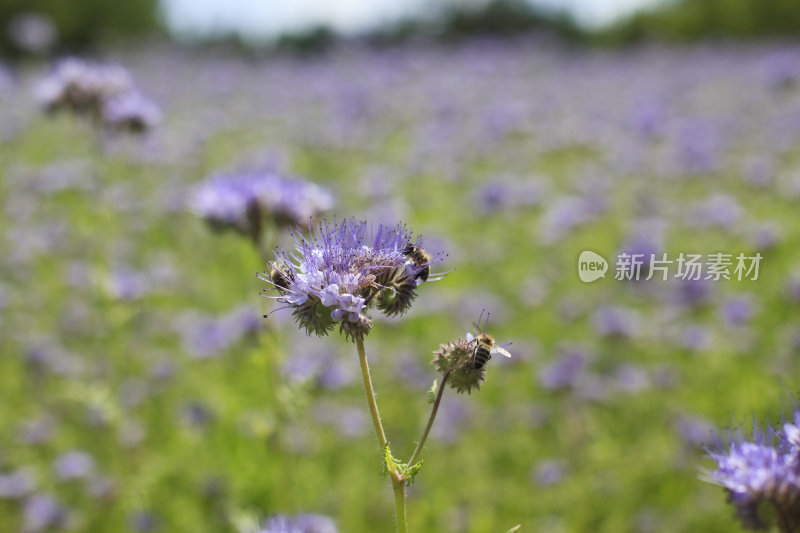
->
[403,244,432,283]
[268,262,294,293]
[467,311,511,370]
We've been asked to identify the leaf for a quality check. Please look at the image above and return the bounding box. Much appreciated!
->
[503,525,521,533]
[404,459,424,485]
[382,444,424,483]
[382,444,398,477]
[427,379,438,404]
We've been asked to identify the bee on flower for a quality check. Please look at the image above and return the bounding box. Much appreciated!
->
[433,312,511,394]
[259,219,443,342]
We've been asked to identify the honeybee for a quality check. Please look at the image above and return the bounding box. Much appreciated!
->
[268,262,294,292]
[467,312,511,370]
[403,244,432,283]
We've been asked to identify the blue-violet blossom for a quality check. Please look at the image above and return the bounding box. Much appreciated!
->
[260,219,436,341]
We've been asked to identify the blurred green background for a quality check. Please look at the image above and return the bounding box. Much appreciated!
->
[1,1,800,533]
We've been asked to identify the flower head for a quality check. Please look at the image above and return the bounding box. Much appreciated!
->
[191,171,334,239]
[102,91,161,133]
[703,414,800,531]
[432,320,510,395]
[433,338,485,394]
[260,219,438,341]
[35,58,134,117]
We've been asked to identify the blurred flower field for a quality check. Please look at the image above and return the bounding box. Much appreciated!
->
[2,38,800,532]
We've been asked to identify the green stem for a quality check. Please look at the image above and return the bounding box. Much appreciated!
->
[408,371,450,467]
[356,338,388,449]
[392,477,408,533]
[356,339,406,532]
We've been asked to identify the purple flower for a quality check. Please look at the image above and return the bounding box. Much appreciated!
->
[129,511,159,532]
[0,469,35,499]
[703,408,800,531]
[178,314,236,359]
[8,13,57,54]
[674,414,714,446]
[591,306,641,339]
[261,219,438,341]
[35,58,134,116]
[531,459,568,487]
[670,278,713,308]
[630,97,668,139]
[255,513,338,533]
[177,305,262,359]
[53,450,95,481]
[690,194,743,228]
[103,91,161,133]
[720,296,756,326]
[190,171,334,237]
[674,120,721,175]
[538,347,590,391]
[23,494,68,532]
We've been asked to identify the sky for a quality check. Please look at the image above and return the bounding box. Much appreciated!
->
[161,0,660,40]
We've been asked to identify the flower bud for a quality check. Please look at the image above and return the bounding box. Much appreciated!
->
[339,314,373,343]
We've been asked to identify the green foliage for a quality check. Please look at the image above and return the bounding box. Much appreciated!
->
[604,0,800,43]
[0,0,161,53]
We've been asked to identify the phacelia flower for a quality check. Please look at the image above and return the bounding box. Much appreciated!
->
[190,171,335,239]
[433,337,485,394]
[254,513,337,533]
[35,58,134,117]
[260,219,438,341]
[703,415,800,531]
[102,91,161,133]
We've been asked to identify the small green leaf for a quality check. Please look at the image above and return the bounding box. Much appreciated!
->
[503,525,521,533]
[404,459,424,485]
[427,379,438,404]
[382,444,398,476]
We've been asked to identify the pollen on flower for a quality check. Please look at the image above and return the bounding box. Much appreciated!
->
[260,219,442,341]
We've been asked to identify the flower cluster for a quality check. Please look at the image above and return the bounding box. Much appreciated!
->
[260,219,435,342]
[35,58,160,132]
[704,410,800,531]
[191,171,335,239]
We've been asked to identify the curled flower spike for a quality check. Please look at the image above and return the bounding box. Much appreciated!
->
[702,411,800,532]
[260,219,442,341]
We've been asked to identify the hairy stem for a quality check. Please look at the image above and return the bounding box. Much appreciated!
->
[356,338,388,449]
[392,477,408,533]
[356,339,406,532]
[408,371,451,467]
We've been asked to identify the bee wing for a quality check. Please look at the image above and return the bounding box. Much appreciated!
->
[491,345,512,358]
